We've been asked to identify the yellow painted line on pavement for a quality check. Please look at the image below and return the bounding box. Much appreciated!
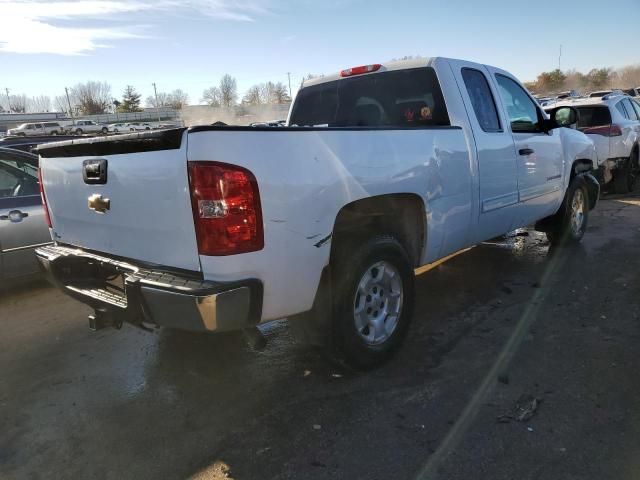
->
[414,247,474,276]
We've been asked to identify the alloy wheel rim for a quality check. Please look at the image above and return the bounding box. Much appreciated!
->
[353,260,403,345]
[571,189,585,236]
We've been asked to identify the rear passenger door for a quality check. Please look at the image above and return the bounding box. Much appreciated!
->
[450,61,519,241]
[491,72,563,217]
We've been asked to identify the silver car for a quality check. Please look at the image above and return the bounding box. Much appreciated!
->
[0,147,51,282]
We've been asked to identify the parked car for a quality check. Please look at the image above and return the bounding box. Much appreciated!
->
[550,94,640,193]
[7,122,64,136]
[126,122,153,131]
[588,89,624,98]
[0,135,77,153]
[555,90,581,100]
[0,147,52,283]
[107,123,127,133]
[36,57,599,368]
[67,120,108,135]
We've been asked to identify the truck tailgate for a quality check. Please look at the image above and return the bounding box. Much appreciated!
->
[38,129,201,272]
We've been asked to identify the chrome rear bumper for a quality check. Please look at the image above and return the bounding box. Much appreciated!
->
[35,244,262,332]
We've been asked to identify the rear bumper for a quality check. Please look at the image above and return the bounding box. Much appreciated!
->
[35,244,262,333]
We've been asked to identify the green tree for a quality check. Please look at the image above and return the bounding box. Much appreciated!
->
[586,68,611,89]
[536,69,567,93]
[119,85,142,112]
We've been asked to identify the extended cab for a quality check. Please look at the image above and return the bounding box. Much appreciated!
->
[35,58,599,368]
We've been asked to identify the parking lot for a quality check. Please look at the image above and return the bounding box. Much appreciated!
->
[1,192,638,480]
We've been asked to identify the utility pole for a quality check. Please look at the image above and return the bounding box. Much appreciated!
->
[152,82,161,122]
[287,72,292,99]
[558,44,562,72]
[65,87,74,123]
[5,88,10,113]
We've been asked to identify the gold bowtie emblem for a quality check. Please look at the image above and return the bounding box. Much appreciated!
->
[88,194,110,214]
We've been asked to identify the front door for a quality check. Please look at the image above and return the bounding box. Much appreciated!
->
[491,73,563,221]
[450,61,520,242]
[0,151,52,281]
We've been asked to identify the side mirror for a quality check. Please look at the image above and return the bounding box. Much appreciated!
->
[550,106,578,128]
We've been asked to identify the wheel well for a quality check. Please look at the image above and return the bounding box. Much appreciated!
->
[570,159,594,180]
[330,194,425,267]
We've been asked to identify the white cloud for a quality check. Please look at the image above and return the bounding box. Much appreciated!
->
[0,0,270,55]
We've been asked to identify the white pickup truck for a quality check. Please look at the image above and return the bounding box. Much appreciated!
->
[35,57,599,368]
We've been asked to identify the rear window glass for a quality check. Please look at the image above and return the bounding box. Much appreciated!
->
[290,67,450,127]
[575,107,612,130]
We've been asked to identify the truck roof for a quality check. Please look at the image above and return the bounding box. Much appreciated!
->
[302,57,438,88]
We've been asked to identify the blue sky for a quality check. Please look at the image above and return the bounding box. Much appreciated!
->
[1,0,639,107]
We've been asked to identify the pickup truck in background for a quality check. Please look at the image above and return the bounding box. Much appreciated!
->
[35,57,599,368]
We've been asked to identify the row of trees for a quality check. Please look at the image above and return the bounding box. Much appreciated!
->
[1,74,294,115]
[524,65,640,95]
[200,75,291,107]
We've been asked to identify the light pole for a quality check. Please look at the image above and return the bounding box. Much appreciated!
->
[152,82,161,122]
[65,87,74,124]
[5,88,11,113]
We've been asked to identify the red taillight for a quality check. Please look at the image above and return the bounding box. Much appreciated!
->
[340,64,381,77]
[187,161,263,256]
[582,124,623,136]
[37,168,52,228]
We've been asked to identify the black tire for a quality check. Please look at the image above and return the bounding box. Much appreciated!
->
[331,235,415,369]
[101,127,108,134]
[75,128,83,135]
[546,176,589,245]
[50,131,58,136]
[613,150,638,194]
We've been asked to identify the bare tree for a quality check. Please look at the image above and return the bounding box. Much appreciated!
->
[146,92,169,108]
[54,95,70,114]
[166,89,189,109]
[9,94,28,113]
[201,86,222,107]
[29,95,51,112]
[219,74,237,107]
[69,81,112,115]
[242,85,263,105]
[271,81,290,104]
[242,81,291,105]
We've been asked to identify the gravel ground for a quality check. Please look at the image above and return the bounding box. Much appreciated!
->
[1,194,639,480]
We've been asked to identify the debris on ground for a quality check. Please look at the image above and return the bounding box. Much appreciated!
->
[303,370,311,377]
[313,424,322,430]
[497,394,541,423]
[330,373,343,378]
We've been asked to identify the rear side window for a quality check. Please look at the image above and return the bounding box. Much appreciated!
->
[575,107,612,130]
[632,100,640,119]
[623,99,639,120]
[615,101,630,119]
[461,68,501,132]
[290,67,450,127]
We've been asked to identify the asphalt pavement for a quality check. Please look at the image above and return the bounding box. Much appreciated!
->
[1,194,640,480]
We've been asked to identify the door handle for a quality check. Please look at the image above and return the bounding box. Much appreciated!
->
[519,148,535,156]
[0,210,29,222]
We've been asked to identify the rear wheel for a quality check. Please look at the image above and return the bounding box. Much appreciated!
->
[101,127,108,134]
[613,150,638,194]
[546,176,589,245]
[75,128,83,135]
[331,235,415,369]
[50,131,58,136]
